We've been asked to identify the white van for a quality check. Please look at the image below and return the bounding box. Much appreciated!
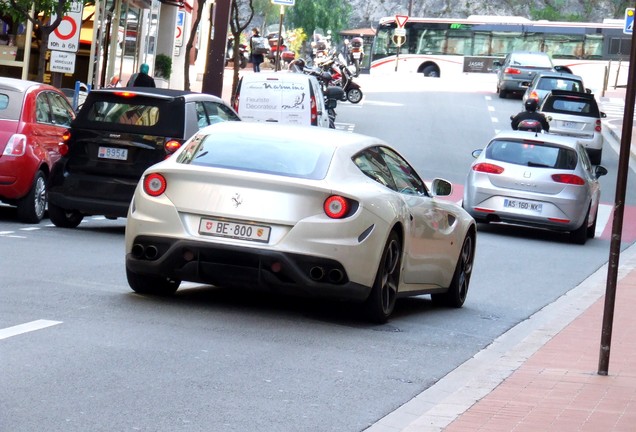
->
[233,72,330,127]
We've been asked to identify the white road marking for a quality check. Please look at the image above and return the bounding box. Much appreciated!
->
[488,106,495,111]
[19,227,40,231]
[0,319,62,340]
[596,204,613,237]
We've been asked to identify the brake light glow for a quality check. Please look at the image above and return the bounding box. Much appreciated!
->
[233,95,239,112]
[310,95,318,126]
[2,134,27,156]
[552,174,585,185]
[472,163,504,174]
[143,173,167,196]
[529,91,539,101]
[504,67,521,75]
[324,195,349,219]
[164,139,182,154]
[113,91,137,98]
[595,119,602,132]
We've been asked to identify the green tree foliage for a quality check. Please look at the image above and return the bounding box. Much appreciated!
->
[285,0,351,40]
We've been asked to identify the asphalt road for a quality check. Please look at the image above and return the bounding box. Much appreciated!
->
[2,72,635,432]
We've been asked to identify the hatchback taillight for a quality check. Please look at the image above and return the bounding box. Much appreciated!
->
[143,173,167,196]
[552,174,585,185]
[472,163,504,174]
[324,195,349,219]
[58,130,71,156]
[595,119,602,132]
[504,67,521,75]
[164,139,183,155]
[2,134,27,156]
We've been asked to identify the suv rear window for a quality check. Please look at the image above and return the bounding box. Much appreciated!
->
[542,96,600,118]
[486,139,578,169]
[75,94,185,137]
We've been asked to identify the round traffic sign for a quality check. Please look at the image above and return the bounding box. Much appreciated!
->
[392,34,406,46]
[53,16,78,41]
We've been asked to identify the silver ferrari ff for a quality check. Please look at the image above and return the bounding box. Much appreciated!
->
[463,130,607,245]
[125,122,477,323]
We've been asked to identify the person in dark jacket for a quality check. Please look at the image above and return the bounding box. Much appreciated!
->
[249,28,265,72]
[131,63,156,87]
[511,99,550,132]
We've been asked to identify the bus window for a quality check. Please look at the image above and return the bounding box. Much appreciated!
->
[473,32,492,56]
[520,33,543,52]
[545,34,585,59]
[491,32,521,55]
[584,34,603,59]
[446,31,472,55]
[416,29,446,54]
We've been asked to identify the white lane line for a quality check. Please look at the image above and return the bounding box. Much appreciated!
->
[596,203,613,237]
[19,227,40,231]
[0,319,62,340]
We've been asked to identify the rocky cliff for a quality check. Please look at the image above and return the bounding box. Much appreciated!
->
[349,1,628,28]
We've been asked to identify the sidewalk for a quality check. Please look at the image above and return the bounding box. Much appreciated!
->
[367,88,636,431]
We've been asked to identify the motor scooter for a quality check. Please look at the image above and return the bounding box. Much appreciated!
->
[328,54,363,104]
[225,37,248,69]
[348,37,364,77]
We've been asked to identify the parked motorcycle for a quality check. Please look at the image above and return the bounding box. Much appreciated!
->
[347,37,364,77]
[316,53,363,104]
[226,37,248,69]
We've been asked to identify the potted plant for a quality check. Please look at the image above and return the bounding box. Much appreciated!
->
[154,54,172,87]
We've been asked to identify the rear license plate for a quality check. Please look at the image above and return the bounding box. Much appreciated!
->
[503,199,543,213]
[352,52,361,59]
[561,121,578,129]
[199,218,271,243]
[98,146,128,160]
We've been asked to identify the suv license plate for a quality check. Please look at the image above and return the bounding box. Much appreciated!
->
[199,218,271,243]
[98,146,128,161]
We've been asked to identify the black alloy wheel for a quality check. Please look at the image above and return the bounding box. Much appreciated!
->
[432,234,474,307]
[364,231,401,323]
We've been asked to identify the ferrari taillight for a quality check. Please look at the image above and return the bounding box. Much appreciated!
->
[143,173,167,196]
[2,134,27,156]
[324,195,349,219]
[472,163,504,174]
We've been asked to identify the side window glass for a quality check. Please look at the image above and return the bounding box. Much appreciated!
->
[35,93,52,124]
[48,93,74,126]
[195,102,209,128]
[203,101,237,124]
[352,147,397,190]
[380,147,428,196]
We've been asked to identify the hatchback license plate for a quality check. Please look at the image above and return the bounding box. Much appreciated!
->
[199,218,271,242]
[504,199,543,213]
[561,121,578,129]
[98,146,128,160]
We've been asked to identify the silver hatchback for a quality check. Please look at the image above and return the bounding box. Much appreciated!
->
[463,131,607,244]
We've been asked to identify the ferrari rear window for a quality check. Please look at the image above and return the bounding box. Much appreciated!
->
[486,139,578,169]
[177,132,334,180]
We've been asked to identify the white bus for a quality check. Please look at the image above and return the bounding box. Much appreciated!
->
[370,15,631,90]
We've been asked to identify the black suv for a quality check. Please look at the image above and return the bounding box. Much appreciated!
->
[48,88,240,228]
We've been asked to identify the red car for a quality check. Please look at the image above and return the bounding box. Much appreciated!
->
[0,78,75,223]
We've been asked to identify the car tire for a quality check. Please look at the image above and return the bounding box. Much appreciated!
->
[16,170,47,224]
[48,202,84,228]
[498,88,508,99]
[570,207,589,245]
[422,65,439,77]
[587,207,598,239]
[126,267,180,296]
[364,231,401,324]
[432,234,474,307]
[347,88,363,104]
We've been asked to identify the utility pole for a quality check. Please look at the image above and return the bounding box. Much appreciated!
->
[201,0,231,97]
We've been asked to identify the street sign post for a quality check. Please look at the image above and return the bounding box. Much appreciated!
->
[393,16,408,71]
[48,1,83,53]
[625,8,634,35]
